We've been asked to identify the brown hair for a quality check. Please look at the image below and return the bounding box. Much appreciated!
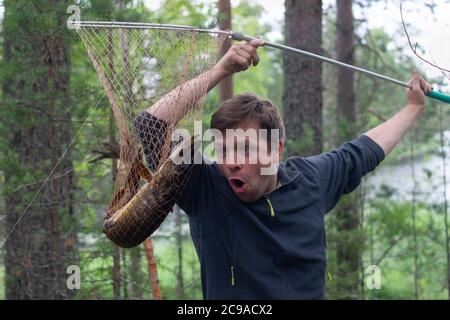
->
[210,93,285,142]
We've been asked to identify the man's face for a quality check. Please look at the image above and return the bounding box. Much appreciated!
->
[215,119,284,203]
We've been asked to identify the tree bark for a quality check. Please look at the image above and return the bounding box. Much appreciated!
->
[2,0,76,299]
[283,0,323,157]
[130,246,144,299]
[175,206,185,299]
[218,0,233,101]
[112,246,121,299]
[336,0,356,142]
[107,27,122,300]
[143,238,162,300]
[335,0,360,299]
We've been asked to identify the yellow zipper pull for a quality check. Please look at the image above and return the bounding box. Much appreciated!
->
[231,266,235,286]
[266,198,275,217]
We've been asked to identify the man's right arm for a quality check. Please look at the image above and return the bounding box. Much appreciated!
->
[134,39,265,173]
[134,39,265,171]
[146,39,265,124]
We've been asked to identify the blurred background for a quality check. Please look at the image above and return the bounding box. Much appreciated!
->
[0,0,449,300]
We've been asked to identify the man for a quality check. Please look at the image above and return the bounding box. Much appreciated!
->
[134,39,432,299]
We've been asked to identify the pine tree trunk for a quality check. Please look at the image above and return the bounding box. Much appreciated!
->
[335,0,360,299]
[218,0,233,101]
[2,0,76,299]
[175,206,185,299]
[121,250,128,299]
[112,246,121,299]
[108,27,122,300]
[130,247,144,299]
[283,0,323,157]
[143,238,162,300]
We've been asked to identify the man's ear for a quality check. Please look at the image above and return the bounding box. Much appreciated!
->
[278,140,284,162]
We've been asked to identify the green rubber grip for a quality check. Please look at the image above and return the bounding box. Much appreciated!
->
[426,90,450,104]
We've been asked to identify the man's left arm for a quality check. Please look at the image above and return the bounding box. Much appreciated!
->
[364,71,433,156]
[304,71,432,213]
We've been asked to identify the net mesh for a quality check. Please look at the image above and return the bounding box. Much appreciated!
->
[76,23,226,248]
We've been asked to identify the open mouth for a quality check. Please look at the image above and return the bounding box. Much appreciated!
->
[229,178,246,193]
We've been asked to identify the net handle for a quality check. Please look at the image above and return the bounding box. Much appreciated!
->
[71,20,232,37]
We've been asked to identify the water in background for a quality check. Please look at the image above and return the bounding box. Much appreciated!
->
[366,130,450,205]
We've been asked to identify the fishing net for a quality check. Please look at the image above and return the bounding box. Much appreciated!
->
[76,22,226,248]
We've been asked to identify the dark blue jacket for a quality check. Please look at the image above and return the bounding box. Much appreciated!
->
[134,111,385,299]
[176,135,384,299]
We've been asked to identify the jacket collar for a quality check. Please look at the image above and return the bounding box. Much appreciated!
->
[277,162,301,186]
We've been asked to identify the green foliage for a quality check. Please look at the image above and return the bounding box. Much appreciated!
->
[1,0,449,300]
[202,1,284,132]
[285,123,316,157]
[154,237,203,300]
[232,1,283,107]
[362,200,448,299]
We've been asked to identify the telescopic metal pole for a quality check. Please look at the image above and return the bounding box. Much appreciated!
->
[232,31,450,104]
[72,21,450,104]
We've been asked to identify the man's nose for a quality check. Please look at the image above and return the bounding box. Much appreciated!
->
[225,162,243,172]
